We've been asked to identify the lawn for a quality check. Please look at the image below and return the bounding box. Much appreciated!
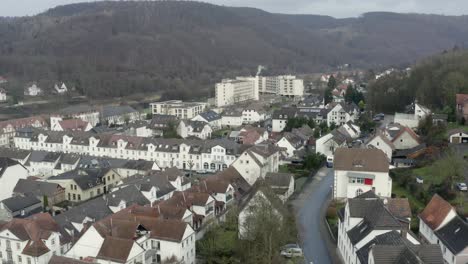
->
[392,184,425,211]
[212,128,231,138]
[412,166,445,188]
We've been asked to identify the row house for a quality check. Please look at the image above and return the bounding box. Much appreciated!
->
[177,120,213,139]
[151,100,207,119]
[100,105,140,126]
[337,191,443,264]
[275,132,305,158]
[55,105,100,126]
[0,116,48,147]
[0,213,72,264]
[65,205,196,264]
[419,195,468,264]
[191,110,222,130]
[0,157,29,201]
[13,179,66,207]
[326,102,360,127]
[14,130,245,173]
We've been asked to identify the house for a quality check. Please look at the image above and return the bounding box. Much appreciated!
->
[220,109,243,128]
[194,178,235,207]
[264,172,295,202]
[54,82,68,94]
[231,144,281,185]
[0,88,6,102]
[394,102,431,129]
[149,114,179,130]
[392,143,427,166]
[271,108,297,132]
[238,185,286,239]
[24,150,62,178]
[456,94,468,121]
[419,195,468,264]
[275,132,305,158]
[333,148,391,199]
[192,110,222,129]
[0,157,29,201]
[448,129,468,144]
[101,105,140,125]
[13,179,66,207]
[0,195,42,221]
[113,159,161,178]
[56,105,100,126]
[24,83,43,96]
[337,191,437,264]
[291,124,315,143]
[51,117,93,132]
[115,173,177,203]
[177,120,213,139]
[384,124,421,150]
[0,213,72,264]
[65,205,196,264]
[315,129,350,158]
[0,76,7,84]
[0,116,48,147]
[368,244,443,264]
[104,185,151,212]
[241,103,268,124]
[0,148,31,164]
[213,167,251,201]
[47,168,121,203]
[366,132,395,162]
[326,102,359,127]
[236,126,269,145]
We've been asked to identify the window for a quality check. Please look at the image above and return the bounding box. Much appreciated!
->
[18,256,22,263]
[356,189,363,197]
[51,238,55,245]
[204,163,209,169]
[72,194,76,200]
[17,242,20,250]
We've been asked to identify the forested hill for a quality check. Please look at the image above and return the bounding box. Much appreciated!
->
[367,50,468,114]
[1,1,468,98]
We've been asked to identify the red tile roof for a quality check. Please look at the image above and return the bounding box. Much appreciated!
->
[391,126,421,144]
[419,194,454,230]
[59,119,90,131]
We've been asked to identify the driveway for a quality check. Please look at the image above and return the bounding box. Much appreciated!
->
[292,167,340,264]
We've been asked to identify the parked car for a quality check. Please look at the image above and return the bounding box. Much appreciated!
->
[326,156,334,168]
[456,182,467,191]
[280,247,303,258]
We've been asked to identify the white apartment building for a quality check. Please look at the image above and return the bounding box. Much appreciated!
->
[215,78,257,107]
[14,131,244,173]
[257,75,304,97]
[0,89,6,102]
[150,100,207,119]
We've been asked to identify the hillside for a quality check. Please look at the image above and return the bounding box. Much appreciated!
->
[1,1,468,98]
[367,49,468,114]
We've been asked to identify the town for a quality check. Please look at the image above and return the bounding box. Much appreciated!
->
[0,62,467,264]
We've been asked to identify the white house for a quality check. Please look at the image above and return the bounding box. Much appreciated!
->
[275,132,304,158]
[50,117,93,132]
[101,105,140,125]
[315,129,349,158]
[326,102,359,127]
[394,102,431,129]
[0,89,7,102]
[264,172,295,202]
[231,144,280,185]
[419,194,468,264]
[66,205,196,264]
[271,108,297,132]
[151,100,207,119]
[366,132,395,162]
[24,84,43,96]
[54,83,68,94]
[384,124,421,150]
[0,158,29,201]
[0,213,72,264]
[337,191,437,264]
[333,148,391,199]
[220,109,243,128]
[56,105,100,126]
[177,120,213,139]
[192,110,222,130]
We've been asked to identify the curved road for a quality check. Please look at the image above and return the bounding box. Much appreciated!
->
[292,167,338,264]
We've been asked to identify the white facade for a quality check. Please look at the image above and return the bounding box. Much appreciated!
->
[366,134,394,162]
[334,170,392,199]
[391,129,420,150]
[241,109,266,124]
[0,162,29,201]
[151,100,207,119]
[24,84,43,96]
[215,78,257,107]
[315,133,346,157]
[327,104,357,127]
[0,90,6,102]
[54,83,68,94]
[177,121,213,139]
[276,137,302,158]
[221,115,243,128]
[231,147,280,185]
[277,75,304,97]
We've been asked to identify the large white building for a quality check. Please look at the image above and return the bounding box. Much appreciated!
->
[333,148,392,199]
[257,75,304,97]
[14,130,245,173]
[215,78,258,107]
[151,100,207,119]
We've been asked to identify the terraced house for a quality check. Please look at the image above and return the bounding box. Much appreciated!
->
[14,130,247,173]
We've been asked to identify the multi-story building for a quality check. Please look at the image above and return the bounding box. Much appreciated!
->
[0,116,48,147]
[0,157,29,201]
[215,78,257,107]
[0,89,6,102]
[326,102,360,127]
[55,105,100,127]
[150,100,207,119]
[14,130,244,173]
[333,148,392,199]
[256,75,304,97]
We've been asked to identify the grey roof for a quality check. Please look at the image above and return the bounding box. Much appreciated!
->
[49,168,111,190]
[272,108,297,119]
[120,160,155,171]
[434,216,468,255]
[27,151,50,163]
[347,198,403,245]
[59,153,81,165]
[53,197,113,232]
[120,173,176,197]
[0,195,41,213]
[13,179,63,197]
[105,185,150,207]
[393,144,427,158]
[150,115,178,127]
[371,244,444,264]
[60,105,97,115]
[0,148,31,160]
[356,231,407,263]
[265,172,293,188]
[101,105,138,119]
[198,110,221,122]
[184,120,209,132]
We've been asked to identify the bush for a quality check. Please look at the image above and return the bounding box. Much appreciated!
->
[326,206,337,219]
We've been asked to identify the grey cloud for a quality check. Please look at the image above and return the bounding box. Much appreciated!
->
[1,0,467,17]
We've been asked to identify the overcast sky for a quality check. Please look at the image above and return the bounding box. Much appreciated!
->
[1,0,468,18]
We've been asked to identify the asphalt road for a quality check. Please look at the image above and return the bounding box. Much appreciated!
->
[292,167,338,264]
